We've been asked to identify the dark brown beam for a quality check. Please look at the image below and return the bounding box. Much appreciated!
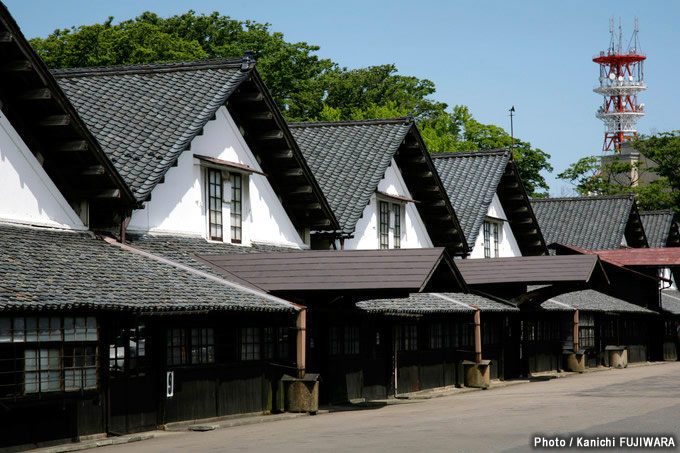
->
[271,150,294,159]
[17,88,52,101]
[309,219,332,227]
[80,165,106,176]
[237,92,264,102]
[289,186,313,195]
[291,202,322,210]
[1,60,31,72]
[248,111,273,120]
[421,200,446,207]
[55,140,88,152]
[282,168,304,177]
[0,32,12,43]
[90,189,121,199]
[404,156,426,164]
[39,115,71,127]
[258,130,284,140]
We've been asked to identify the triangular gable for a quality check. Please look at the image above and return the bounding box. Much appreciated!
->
[289,118,467,255]
[54,59,338,232]
[0,3,135,229]
[432,149,546,256]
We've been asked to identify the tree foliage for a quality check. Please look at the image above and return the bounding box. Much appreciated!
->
[557,133,680,215]
[30,10,552,195]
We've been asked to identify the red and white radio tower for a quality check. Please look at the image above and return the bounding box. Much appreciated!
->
[593,18,646,152]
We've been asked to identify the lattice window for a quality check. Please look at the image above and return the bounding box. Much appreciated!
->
[191,328,215,364]
[208,168,223,240]
[343,326,360,355]
[393,204,401,249]
[379,201,390,249]
[483,221,491,258]
[240,327,261,361]
[579,313,596,349]
[231,173,242,243]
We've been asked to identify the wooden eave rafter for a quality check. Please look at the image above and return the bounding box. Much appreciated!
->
[394,127,468,256]
[0,10,136,226]
[496,158,548,256]
[225,72,339,234]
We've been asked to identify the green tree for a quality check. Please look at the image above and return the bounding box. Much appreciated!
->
[557,135,679,214]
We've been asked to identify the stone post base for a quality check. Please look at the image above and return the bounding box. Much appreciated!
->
[462,360,490,389]
[563,352,585,373]
[606,346,628,369]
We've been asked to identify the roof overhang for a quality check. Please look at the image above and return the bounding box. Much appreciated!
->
[225,70,340,233]
[193,247,467,297]
[0,3,136,228]
[497,155,548,256]
[194,154,267,176]
[454,255,609,286]
[393,124,469,256]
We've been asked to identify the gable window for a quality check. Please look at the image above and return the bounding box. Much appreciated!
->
[207,168,223,241]
[379,201,390,249]
[483,220,501,258]
[231,173,242,243]
[393,204,401,249]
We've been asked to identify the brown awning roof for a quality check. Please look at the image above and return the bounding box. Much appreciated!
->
[560,245,680,267]
[194,248,466,294]
[193,154,267,176]
[454,255,609,285]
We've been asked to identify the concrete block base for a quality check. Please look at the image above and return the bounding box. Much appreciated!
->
[463,360,490,389]
[564,353,585,373]
[607,347,628,369]
[286,381,319,413]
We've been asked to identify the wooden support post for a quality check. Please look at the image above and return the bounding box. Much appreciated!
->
[573,309,580,353]
[296,308,306,378]
[474,310,482,364]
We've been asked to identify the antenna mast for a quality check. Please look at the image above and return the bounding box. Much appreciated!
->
[593,18,646,153]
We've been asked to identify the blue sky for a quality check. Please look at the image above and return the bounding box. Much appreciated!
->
[5,0,679,195]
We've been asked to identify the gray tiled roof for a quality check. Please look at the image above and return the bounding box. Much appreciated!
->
[640,210,675,248]
[288,119,412,234]
[542,289,654,314]
[53,60,250,202]
[531,195,635,250]
[0,224,294,313]
[661,290,680,315]
[432,150,511,249]
[356,292,518,314]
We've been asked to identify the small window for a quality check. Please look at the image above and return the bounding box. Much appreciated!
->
[264,327,275,360]
[231,173,242,243]
[343,326,360,355]
[167,328,187,366]
[483,222,491,258]
[393,204,401,249]
[430,323,443,349]
[208,168,223,241]
[493,223,499,257]
[25,348,61,393]
[191,328,215,364]
[379,201,390,249]
[64,345,97,391]
[278,327,290,359]
[329,327,341,356]
[579,313,596,349]
[397,324,418,351]
[241,327,261,361]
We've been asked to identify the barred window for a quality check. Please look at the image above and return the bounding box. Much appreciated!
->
[191,328,215,364]
[329,327,341,356]
[379,201,390,249]
[397,324,418,351]
[231,173,242,243]
[493,223,499,258]
[343,326,360,355]
[0,316,98,396]
[207,168,223,241]
[430,323,443,349]
[579,313,596,349]
[167,328,187,366]
[393,204,401,249]
[64,346,97,391]
[241,327,261,361]
[483,222,491,258]
[278,328,290,359]
[264,327,275,360]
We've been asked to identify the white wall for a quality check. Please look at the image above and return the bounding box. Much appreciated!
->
[0,113,86,230]
[128,106,305,248]
[340,159,433,249]
[469,193,522,258]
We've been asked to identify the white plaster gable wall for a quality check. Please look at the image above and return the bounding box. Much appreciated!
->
[469,193,522,258]
[128,106,305,248]
[0,113,86,230]
[341,159,433,249]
